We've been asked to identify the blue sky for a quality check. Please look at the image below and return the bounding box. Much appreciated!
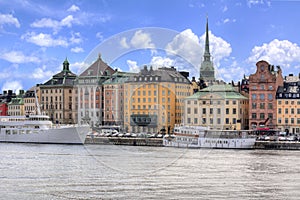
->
[1,0,300,93]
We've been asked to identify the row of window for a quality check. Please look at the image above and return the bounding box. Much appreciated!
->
[278,108,300,115]
[251,93,273,100]
[186,117,237,125]
[187,108,239,115]
[251,113,273,119]
[278,100,300,105]
[42,89,73,94]
[278,118,300,124]
[252,102,273,109]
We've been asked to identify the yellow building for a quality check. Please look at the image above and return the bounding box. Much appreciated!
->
[276,74,300,134]
[124,66,192,134]
[184,84,249,130]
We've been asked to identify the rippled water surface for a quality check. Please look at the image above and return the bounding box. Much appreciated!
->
[0,143,299,199]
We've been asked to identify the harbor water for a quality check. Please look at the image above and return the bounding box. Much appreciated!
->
[0,143,299,199]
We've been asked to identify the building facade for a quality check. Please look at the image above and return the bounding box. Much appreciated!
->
[77,54,116,126]
[39,58,78,124]
[184,84,249,130]
[102,71,135,129]
[124,66,192,134]
[23,87,39,115]
[276,74,300,134]
[248,60,283,129]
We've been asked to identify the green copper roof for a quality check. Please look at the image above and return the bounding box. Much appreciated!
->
[185,84,247,100]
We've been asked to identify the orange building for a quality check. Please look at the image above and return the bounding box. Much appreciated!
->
[124,66,192,134]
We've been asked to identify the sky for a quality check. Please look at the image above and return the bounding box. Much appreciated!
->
[1,0,300,93]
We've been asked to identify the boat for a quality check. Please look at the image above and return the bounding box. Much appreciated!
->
[163,125,256,149]
[0,114,90,144]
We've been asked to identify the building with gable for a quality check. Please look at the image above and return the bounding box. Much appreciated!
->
[249,60,283,129]
[76,54,116,126]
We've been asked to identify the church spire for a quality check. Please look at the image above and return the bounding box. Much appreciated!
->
[204,16,211,61]
[200,16,215,82]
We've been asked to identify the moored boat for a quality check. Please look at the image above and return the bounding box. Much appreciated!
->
[163,125,256,149]
[0,114,90,144]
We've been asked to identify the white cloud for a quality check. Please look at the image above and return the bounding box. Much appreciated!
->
[120,30,155,49]
[165,29,232,78]
[96,32,104,41]
[32,65,55,80]
[67,5,80,12]
[166,29,202,69]
[222,5,228,12]
[71,61,89,74]
[199,31,232,68]
[247,0,271,8]
[1,80,23,93]
[30,15,75,33]
[127,60,140,72]
[21,32,68,47]
[247,39,300,67]
[120,37,130,49]
[70,32,82,44]
[0,13,20,28]
[150,56,175,68]
[130,30,155,49]
[0,51,40,63]
[71,47,84,53]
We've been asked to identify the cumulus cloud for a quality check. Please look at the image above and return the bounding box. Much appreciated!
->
[166,29,232,70]
[130,30,155,49]
[0,51,40,63]
[1,80,23,93]
[127,60,140,72]
[32,65,55,80]
[30,15,75,33]
[166,29,202,69]
[21,32,68,47]
[71,61,89,74]
[0,13,20,28]
[120,30,155,49]
[247,39,300,67]
[71,47,84,53]
[67,5,80,12]
[150,56,175,68]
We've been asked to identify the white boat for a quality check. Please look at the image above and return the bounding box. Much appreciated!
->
[163,125,256,149]
[0,114,90,144]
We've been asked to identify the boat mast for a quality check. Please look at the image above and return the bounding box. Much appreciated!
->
[34,87,41,115]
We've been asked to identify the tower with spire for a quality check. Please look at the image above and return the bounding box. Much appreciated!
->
[200,17,215,82]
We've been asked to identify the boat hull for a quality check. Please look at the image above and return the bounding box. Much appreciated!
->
[163,137,256,149]
[0,125,90,144]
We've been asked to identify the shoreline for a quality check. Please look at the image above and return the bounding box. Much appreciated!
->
[85,136,300,150]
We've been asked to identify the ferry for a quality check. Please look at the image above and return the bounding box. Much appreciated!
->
[0,114,90,144]
[163,125,256,149]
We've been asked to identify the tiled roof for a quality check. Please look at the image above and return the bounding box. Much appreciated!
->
[79,54,115,77]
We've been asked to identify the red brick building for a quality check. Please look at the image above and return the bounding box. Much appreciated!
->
[0,103,8,116]
[249,60,283,129]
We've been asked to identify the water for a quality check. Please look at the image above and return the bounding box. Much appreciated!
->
[0,143,299,199]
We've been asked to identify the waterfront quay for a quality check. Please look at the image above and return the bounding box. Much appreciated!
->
[85,136,163,147]
[85,136,300,150]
